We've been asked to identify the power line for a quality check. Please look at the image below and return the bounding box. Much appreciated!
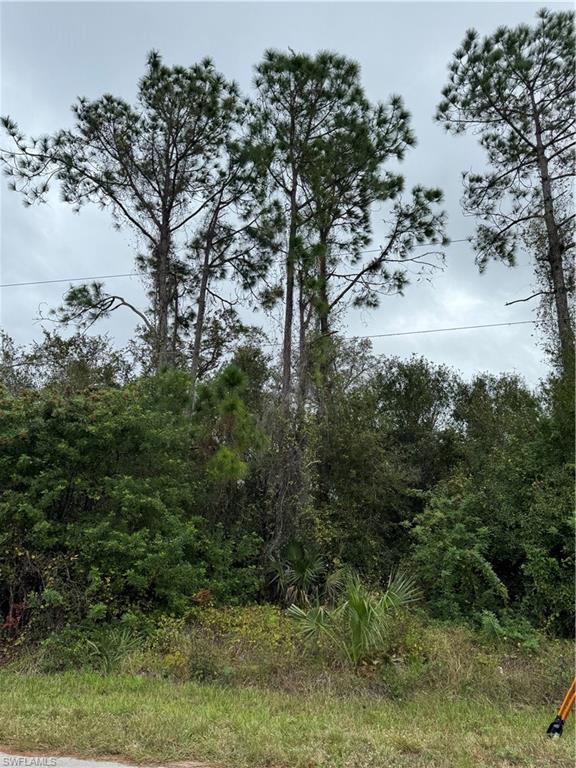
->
[345,320,535,340]
[0,273,138,288]
[1,319,536,369]
[0,239,474,289]
[259,320,536,347]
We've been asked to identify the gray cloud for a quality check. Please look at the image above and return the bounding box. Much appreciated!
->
[1,1,567,385]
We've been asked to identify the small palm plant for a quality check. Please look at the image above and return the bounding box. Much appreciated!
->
[269,541,326,606]
[288,571,419,666]
[86,627,141,674]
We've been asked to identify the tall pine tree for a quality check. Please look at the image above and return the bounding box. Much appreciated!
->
[436,9,575,374]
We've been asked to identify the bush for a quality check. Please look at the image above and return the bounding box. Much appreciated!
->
[86,627,143,674]
[519,465,575,635]
[37,627,95,672]
[118,607,299,685]
[193,604,298,658]
[0,375,263,635]
[288,572,419,666]
[33,624,142,673]
[479,611,542,653]
[411,474,508,621]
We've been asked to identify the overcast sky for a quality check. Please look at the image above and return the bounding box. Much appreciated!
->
[1,1,570,384]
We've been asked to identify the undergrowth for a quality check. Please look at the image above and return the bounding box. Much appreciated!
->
[3,605,572,706]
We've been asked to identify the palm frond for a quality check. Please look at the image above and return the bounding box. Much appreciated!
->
[379,570,421,612]
[287,603,336,646]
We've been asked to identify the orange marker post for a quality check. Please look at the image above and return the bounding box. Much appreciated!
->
[547,678,576,738]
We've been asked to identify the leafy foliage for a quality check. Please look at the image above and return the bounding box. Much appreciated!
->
[289,571,420,665]
[0,24,573,655]
[0,371,262,635]
[269,541,326,607]
[411,474,510,620]
[411,371,575,634]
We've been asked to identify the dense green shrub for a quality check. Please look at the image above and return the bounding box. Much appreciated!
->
[0,343,572,645]
[411,373,575,634]
[289,572,420,666]
[519,465,575,635]
[30,624,143,674]
[411,475,509,621]
[0,372,262,635]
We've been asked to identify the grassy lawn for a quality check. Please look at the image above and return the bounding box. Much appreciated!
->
[0,672,573,768]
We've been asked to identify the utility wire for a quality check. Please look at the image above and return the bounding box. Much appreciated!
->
[0,273,138,288]
[0,240,474,289]
[1,320,536,369]
[258,320,536,347]
[343,320,535,341]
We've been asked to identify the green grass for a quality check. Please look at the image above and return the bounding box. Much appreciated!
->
[0,671,573,768]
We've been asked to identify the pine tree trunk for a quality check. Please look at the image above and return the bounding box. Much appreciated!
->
[156,228,171,370]
[534,113,575,374]
[272,161,300,556]
[315,237,332,509]
[317,238,331,391]
[297,268,309,409]
[170,276,179,363]
[190,256,210,402]
[190,222,217,410]
[318,255,329,337]
[282,178,298,406]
